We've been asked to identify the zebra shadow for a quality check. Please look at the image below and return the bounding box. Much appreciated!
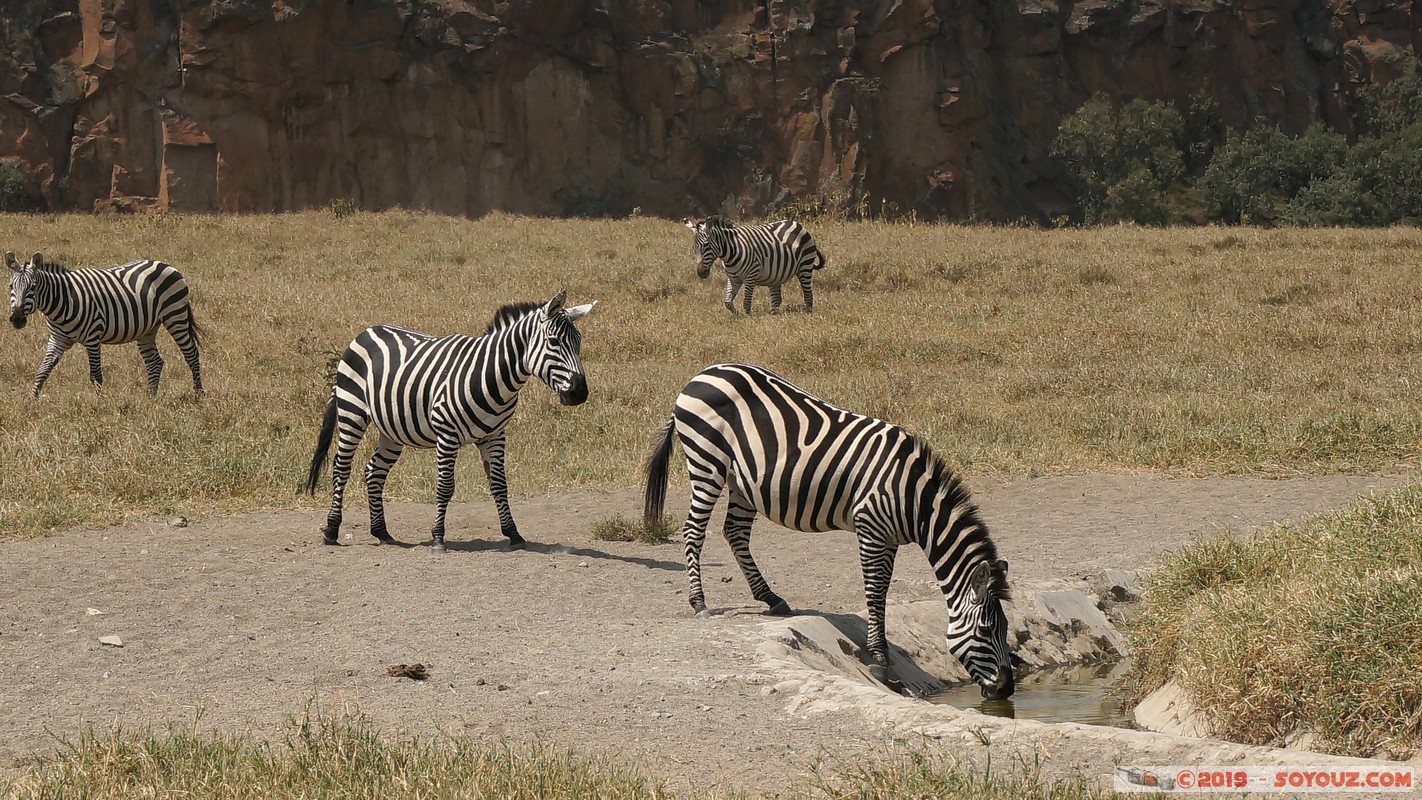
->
[423,537,684,572]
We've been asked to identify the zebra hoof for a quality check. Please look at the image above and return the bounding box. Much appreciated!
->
[506,537,527,550]
[764,599,793,616]
[371,529,396,544]
[694,609,712,620]
[430,542,446,556]
[322,534,341,546]
[867,663,891,686]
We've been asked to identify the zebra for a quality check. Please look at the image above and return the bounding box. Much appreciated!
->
[644,363,1014,699]
[6,250,204,399]
[305,291,597,554]
[683,216,826,313]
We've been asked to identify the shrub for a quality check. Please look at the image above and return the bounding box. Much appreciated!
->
[1051,95,1187,224]
[590,513,678,544]
[0,159,36,212]
[1201,126,1346,224]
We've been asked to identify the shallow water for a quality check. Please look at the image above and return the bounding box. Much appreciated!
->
[927,659,1135,728]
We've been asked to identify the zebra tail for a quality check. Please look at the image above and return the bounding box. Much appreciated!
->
[813,248,826,270]
[189,312,210,348]
[304,390,339,495]
[643,417,677,527]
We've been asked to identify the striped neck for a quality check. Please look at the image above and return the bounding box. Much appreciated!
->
[477,306,540,399]
[29,268,70,320]
[916,472,1006,605]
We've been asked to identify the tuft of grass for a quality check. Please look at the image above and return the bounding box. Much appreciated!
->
[6,706,676,800]
[3,214,1422,539]
[591,513,679,544]
[1124,483,1422,758]
[0,705,1128,799]
[814,750,1117,800]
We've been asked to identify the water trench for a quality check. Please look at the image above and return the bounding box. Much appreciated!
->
[926,659,1135,728]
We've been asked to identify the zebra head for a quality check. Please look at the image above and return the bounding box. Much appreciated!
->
[945,558,1015,700]
[6,251,40,329]
[526,290,597,406]
[684,216,727,279]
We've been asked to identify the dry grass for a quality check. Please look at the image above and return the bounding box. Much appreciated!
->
[2,212,1421,538]
[4,706,1119,799]
[1124,484,1422,757]
[591,513,679,544]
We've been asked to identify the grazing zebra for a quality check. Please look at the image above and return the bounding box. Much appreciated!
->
[6,251,204,399]
[305,291,597,553]
[644,363,1014,699]
[684,216,826,313]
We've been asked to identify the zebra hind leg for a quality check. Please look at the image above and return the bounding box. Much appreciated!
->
[724,487,790,615]
[682,473,726,619]
[323,421,368,544]
[363,436,404,543]
[137,335,163,396]
[799,270,814,313]
[767,284,783,314]
[165,308,203,397]
[429,437,462,554]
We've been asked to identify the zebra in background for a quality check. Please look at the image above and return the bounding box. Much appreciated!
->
[644,363,1014,699]
[305,291,597,554]
[6,251,204,399]
[684,216,826,313]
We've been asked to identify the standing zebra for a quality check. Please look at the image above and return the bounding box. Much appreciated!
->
[6,251,204,399]
[645,363,1014,699]
[684,216,826,313]
[305,291,597,553]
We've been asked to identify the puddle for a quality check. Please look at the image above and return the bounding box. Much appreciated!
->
[928,659,1135,728]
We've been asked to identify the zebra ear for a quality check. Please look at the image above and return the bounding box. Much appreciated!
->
[968,561,993,603]
[31,252,44,269]
[4,251,18,272]
[682,217,699,230]
[564,300,597,321]
[543,290,567,316]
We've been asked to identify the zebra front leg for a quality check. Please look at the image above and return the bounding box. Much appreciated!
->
[741,282,756,314]
[477,435,524,549]
[322,424,368,544]
[767,284,783,314]
[429,437,462,554]
[723,487,790,615]
[363,435,404,543]
[723,278,742,312]
[84,340,104,388]
[28,336,72,399]
[137,335,163,396]
[683,474,726,618]
[857,523,899,684]
[799,270,814,313]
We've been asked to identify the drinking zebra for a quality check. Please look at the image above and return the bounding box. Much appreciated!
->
[684,216,826,313]
[305,291,597,553]
[644,363,1014,698]
[6,251,204,399]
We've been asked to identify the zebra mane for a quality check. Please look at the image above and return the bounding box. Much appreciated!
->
[702,215,734,230]
[918,440,1011,601]
[32,257,69,274]
[484,300,545,335]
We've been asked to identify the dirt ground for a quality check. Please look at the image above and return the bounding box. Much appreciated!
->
[0,473,1408,795]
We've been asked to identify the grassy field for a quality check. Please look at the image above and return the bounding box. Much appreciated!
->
[1126,483,1422,758]
[1,212,1420,537]
[5,707,1118,800]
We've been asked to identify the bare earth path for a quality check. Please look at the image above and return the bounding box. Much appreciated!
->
[0,473,1407,795]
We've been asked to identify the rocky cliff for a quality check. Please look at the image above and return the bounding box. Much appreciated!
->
[1,0,1417,220]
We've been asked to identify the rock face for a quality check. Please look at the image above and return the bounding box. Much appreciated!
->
[0,0,1414,220]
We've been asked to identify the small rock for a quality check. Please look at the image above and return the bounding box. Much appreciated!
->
[497,684,511,691]
[385,663,429,680]
[99,635,123,648]
[474,677,486,686]
[720,576,733,583]
[577,561,589,568]
[86,608,105,616]
[169,516,188,528]
[535,690,550,698]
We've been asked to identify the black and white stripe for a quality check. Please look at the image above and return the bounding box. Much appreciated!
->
[645,363,1014,698]
[684,216,826,313]
[6,251,204,399]
[305,291,597,553]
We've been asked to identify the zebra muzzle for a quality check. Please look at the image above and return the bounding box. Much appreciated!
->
[557,374,588,406]
[9,312,26,329]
